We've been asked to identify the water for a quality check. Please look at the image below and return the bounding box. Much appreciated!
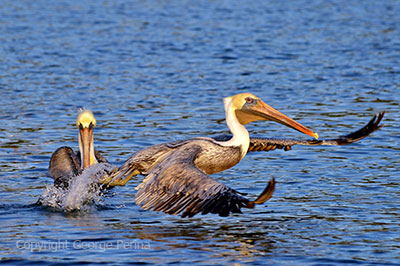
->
[38,163,115,211]
[0,0,399,265]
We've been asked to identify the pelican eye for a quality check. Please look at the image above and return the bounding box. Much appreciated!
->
[78,123,84,130]
[89,122,94,129]
[245,97,255,104]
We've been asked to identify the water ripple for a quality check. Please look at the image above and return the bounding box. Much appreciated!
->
[0,0,399,265]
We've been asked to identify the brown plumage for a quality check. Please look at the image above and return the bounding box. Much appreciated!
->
[101,93,320,217]
[101,94,384,218]
[135,144,275,217]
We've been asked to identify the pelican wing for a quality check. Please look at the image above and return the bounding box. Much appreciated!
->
[135,144,275,218]
[213,112,384,152]
[49,146,81,187]
[50,146,109,188]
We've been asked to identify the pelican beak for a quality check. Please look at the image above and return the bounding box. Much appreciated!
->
[79,126,94,169]
[240,99,319,139]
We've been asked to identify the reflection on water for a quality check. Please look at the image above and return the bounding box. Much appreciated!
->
[1,0,399,265]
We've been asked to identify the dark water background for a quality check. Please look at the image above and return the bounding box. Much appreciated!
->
[0,0,399,265]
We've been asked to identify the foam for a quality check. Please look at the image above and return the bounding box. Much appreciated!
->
[38,163,115,212]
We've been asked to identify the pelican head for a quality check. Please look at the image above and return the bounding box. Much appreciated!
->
[225,93,319,139]
[76,108,98,169]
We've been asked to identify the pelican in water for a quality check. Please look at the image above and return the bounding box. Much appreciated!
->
[49,109,109,188]
[100,93,384,218]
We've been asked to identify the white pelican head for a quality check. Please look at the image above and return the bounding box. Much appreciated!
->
[224,92,319,139]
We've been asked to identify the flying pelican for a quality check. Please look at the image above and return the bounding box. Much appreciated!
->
[100,94,384,218]
[100,93,328,217]
[49,109,109,188]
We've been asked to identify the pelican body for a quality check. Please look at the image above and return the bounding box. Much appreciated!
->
[102,93,323,217]
[49,109,108,188]
[102,93,384,218]
[110,93,319,176]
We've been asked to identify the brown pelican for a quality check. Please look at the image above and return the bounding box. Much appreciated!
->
[101,94,384,218]
[100,93,327,217]
[49,109,108,188]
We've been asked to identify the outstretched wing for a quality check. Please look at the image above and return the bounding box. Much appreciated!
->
[214,112,385,152]
[135,144,275,218]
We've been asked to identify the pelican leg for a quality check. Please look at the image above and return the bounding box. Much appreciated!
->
[98,167,118,185]
[98,169,140,187]
[107,171,136,186]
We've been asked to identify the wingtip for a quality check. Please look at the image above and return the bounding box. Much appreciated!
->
[338,111,385,144]
[247,178,276,208]
[374,111,385,131]
[377,111,385,124]
[370,111,385,131]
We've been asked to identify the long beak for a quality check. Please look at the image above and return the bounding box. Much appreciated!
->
[79,127,94,169]
[246,99,319,139]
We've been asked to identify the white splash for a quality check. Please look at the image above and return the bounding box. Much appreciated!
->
[38,163,116,212]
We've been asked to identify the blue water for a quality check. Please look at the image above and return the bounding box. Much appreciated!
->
[1,0,399,265]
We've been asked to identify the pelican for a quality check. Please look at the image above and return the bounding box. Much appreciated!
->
[101,94,384,217]
[100,93,328,217]
[49,109,108,188]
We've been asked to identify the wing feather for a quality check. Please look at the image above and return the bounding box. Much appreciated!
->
[134,144,274,218]
[213,112,384,152]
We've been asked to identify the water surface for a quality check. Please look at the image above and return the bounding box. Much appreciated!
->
[0,0,399,265]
